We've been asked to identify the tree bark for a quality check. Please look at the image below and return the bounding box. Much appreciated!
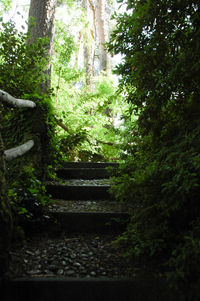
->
[82,0,95,88]
[0,130,13,280]
[95,0,111,73]
[28,0,57,177]
[28,0,57,91]
[0,89,36,108]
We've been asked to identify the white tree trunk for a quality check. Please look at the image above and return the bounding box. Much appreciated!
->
[4,140,35,161]
[82,0,95,88]
[0,89,36,108]
[95,0,111,73]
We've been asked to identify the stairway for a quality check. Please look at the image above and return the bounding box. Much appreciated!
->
[46,161,129,233]
[2,162,177,301]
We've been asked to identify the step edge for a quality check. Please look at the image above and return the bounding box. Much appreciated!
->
[46,184,111,188]
[51,211,130,215]
[57,168,111,171]
[4,277,136,283]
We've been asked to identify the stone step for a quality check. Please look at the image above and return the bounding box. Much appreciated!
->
[52,212,130,233]
[2,277,178,301]
[49,199,132,214]
[57,168,111,179]
[62,162,119,169]
[46,184,111,200]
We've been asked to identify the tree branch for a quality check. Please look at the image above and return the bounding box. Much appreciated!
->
[54,116,71,133]
[0,89,36,108]
[4,140,35,161]
[95,139,116,146]
[55,116,119,146]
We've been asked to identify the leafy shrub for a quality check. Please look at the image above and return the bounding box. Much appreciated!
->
[108,0,200,297]
[54,75,126,162]
[9,167,49,221]
[0,20,56,231]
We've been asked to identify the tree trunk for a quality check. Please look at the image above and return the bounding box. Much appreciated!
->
[82,0,95,88]
[28,0,57,91]
[28,0,57,177]
[95,0,111,73]
[0,130,13,280]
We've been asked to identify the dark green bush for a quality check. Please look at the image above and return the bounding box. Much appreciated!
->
[108,0,200,297]
[0,20,56,230]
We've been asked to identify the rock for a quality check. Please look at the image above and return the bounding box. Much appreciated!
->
[90,271,96,276]
[44,270,54,276]
[80,253,88,258]
[57,269,64,275]
[64,257,73,263]
[66,270,75,276]
[35,250,40,255]
[61,260,67,265]
[26,250,34,256]
[27,269,41,275]
[49,264,58,272]
[73,262,81,268]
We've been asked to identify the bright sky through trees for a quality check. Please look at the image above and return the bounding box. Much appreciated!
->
[2,0,30,27]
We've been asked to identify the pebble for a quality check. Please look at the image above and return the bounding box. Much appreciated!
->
[59,179,111,186]
[90,271,96,276]
[61,260,67,266]
[73,262,81,268]
[27,269,41,275]
[57,269,64,275]
[66,270,75,276]
[8,233,133,279]
[49,264,58,272]
[44,269,54,275]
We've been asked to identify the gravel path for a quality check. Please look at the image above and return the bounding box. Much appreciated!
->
[7,233,135,280]
[7,178,136,280]
[48,200,134,213]
[46,179,112,186]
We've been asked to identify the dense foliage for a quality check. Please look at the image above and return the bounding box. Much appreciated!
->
[0,3,125,235]
[0,20,56,233]
[52,5,127,162]
[108,0,200,297]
